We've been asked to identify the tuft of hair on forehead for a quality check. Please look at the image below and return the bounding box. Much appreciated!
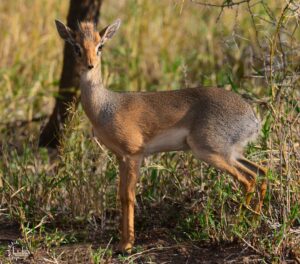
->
[77,21,98,40]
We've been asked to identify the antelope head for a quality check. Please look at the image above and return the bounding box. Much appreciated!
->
[55,19,121,73]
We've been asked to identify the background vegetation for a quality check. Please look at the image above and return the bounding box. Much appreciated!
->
[0,0,299,263]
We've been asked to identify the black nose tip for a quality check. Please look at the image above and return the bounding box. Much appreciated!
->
[88,65,94,70]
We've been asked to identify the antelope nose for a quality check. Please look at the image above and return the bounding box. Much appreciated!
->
[88,64,94,70]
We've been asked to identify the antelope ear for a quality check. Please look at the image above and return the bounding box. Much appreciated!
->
[55,19,75,44]
[99,19,121,44]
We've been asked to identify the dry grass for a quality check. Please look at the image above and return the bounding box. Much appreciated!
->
[0,0,299,263]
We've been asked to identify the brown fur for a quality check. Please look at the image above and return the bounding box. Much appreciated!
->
[55,19,268,253]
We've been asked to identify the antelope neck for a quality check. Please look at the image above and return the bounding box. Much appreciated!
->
[80,64,118,126]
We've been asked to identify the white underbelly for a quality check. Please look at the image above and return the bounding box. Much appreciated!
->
[144,128,189,155]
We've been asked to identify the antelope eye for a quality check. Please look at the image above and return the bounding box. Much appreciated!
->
[73,45,81,56]
[97,44,103,54]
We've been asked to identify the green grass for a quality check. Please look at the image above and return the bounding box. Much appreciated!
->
[0,0,299,263]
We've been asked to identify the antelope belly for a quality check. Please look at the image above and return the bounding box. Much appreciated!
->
[145,128,189,154]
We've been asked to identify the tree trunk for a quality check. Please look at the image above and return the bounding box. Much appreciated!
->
[39,0,103,148]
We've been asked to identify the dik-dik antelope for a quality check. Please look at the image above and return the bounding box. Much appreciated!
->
[55,19,267,253]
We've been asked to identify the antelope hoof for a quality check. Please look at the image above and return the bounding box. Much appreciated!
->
[117,241,133,254]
